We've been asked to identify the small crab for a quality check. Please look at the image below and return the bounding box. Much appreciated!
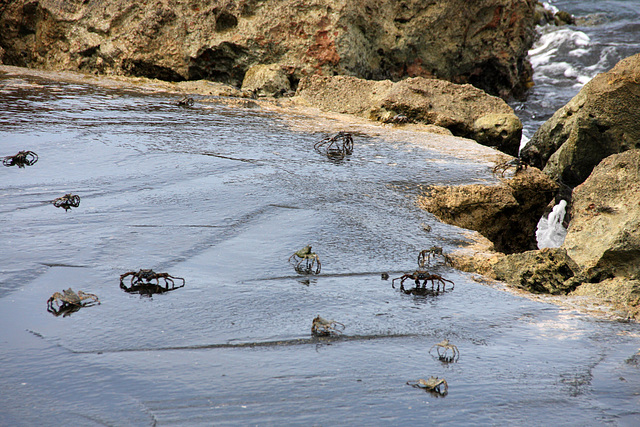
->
[311,315,345,337]
[392,270,454,294]
[288,245,321,274]
[3,150,38,168]
[119,269,185,294]
[492,156,528,177]
[407,377,448,396]
[177,96,194,107]
[418,246,453,268]
[47,288,100,317]
[51,194,81,211]
[429,339,460,363]
[313,131,354,159]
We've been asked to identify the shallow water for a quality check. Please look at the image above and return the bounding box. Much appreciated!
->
[1,72,639,426]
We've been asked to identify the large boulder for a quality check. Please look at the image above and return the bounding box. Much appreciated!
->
[417,166,557,253]
[563,149,640,281]
[296,75,522,154]
[0,0,537,98]
[520,53,640,187]
[492,248,581,294]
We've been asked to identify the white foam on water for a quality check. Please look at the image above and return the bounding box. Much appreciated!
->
[536,200,568,249]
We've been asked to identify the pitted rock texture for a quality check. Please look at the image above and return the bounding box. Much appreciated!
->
[521,53,640,187]
[417,166,557,253]
[0,0,536,98]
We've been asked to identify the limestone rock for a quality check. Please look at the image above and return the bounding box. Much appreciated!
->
[571,278,640,320]
[492,248,581,294]
[0,0,537,98]
[241,64,291,97]
[563,149,640,281]
[296,75,522,154]
[521,53,640,187]
[417,166,557,253]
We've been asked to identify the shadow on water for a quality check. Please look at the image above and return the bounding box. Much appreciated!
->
[1,71,639,425]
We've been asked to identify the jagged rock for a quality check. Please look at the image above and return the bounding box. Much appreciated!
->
[241,64,292,97]
[295,75,522,154]
[492,248,581,294]
[417,166,557,253]
[563,149,640,281]
[0,0,536,98]
[521,53,640,187]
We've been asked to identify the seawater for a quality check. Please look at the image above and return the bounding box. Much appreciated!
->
[513,0,640,140]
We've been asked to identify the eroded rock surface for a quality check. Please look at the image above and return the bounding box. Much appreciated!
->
[0,0,536,98]
[521,53,640,187]
[564,149,640,281]
[296,75,522,154]
[417,166,557,253]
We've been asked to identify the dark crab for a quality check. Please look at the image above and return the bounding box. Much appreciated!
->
[3,150,38,168]
[119,269,185,294]
[288,245,321,274]
[177,96,194,107]
[492,156,528,177]
[418,246,453,268]
[51,193,81,211]
[47,288,100,317]
[429,338,460,363]
[313,131,354,159]
[311,315,345,337]
[407,377,448,396]
[392,269,454,294]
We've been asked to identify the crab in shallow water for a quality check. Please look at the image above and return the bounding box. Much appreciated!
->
[492,156,528,177]
[407,377,448,396]
[51,193,81,211]
[2,150,38,168]
[313,131,354,159]
[119,269,185,294]
[392,270,454,294]
[177,96,194,107]
[288,245,321,274]
[311,315,345,337]
[47,288,100,317]
[429,338,460,362]
[418,246,453,268]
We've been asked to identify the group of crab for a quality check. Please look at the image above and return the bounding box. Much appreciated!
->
[391,247,455,295]
[3,150,82,211]
[46,269,186,316]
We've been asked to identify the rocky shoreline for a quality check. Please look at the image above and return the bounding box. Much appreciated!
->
[2,0,639,320]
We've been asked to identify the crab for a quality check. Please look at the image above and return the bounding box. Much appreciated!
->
[3,150,38,168]
[492,156,528,177]
[288,245,321,274]
[311,315,345,337]
[47,288,100,317]
[407,377,448,396]
[429,338,460,362]
[51,194,81,211]
[313,131,354,159]
[418,246,453,268]
[119,269,185,294]
[177,96,194,107]
[392,270,454,294]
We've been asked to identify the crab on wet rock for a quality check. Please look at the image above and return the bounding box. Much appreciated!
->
[47,288,100,317]
[119,269,185,294]
[313,131,354,160]
[311,315,345,337]
[289,245,321,274]
[429,338,460,362]
[392,270,454,294]
[407,377,449,396]
[2,150,38,168]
